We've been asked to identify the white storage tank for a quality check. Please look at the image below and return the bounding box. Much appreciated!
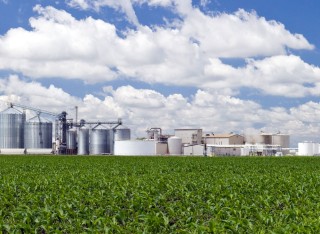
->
[168,136,182,155]
[298,142,314,156]
[114,140,157,156]
[24,116,52,149]
[78,127,89,155]
[313,143,319,155]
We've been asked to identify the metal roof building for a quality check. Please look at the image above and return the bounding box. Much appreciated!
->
[204,133,245,145]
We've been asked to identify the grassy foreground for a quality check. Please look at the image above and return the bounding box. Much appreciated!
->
[0,156,320,233]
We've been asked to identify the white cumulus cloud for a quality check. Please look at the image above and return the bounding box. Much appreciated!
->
[1,76,320,143]
[0,4,317,98]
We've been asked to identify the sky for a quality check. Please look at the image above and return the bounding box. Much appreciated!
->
[0,0,320,145]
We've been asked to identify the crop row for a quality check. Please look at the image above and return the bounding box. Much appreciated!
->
[0,156,320,233]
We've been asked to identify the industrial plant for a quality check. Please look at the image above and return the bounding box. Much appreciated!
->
[0,103,315,156]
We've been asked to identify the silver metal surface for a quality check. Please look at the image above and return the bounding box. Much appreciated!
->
[66,129,77,150]
[90,128,109,155]
[114,127,131,141]
[78,128,89,155]
[24,116,53,149]
[0,107,25,148]
[107,129,114,154]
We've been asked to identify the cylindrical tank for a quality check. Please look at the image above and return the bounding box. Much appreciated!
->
[298,142,313,156]
[114,127,131,141]
[262,134,272,145]
[66,129,77,150]
[107,129,114,154]
[90,128,108,155]
[313,143,319,155]
[245,134,264,144]
[24,116,52,149]
[0,107,25,148]
[272,134,290,148]
[78,127,89,155]
[168,136,182,155]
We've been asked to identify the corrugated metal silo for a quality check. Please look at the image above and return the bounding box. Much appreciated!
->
[66,129,77,150]
[107,129,114,154]
[78,127,89,155]
[0,107,25,148]
[90,127,109,155]
[168,136,182,155]
[24,116,52,149]
[114,127,131,141]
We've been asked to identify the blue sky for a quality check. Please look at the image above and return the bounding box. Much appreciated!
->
[0,0,320,145]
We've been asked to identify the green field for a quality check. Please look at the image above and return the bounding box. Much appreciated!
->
[1,156,320,233]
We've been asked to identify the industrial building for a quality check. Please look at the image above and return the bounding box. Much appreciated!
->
[174,129,202,145]
[0,102,304,157]
[245,133,290,148]
[0,103,123,155]
[204,133,245,145]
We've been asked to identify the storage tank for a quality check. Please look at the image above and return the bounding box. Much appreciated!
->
[107,129,114,154]
[24,116,52,149]
[272,134,290,148]
[262,134,272,145]
[168,136,182,155]
[78,127,89,155]
[114,140,157,155]
[313,143,319,155]
[90,127,109,155]
[66,129,77,150]
[0,107,25,148]
[298,142,314,156]
[114,127,131,141]
[245,134,264,144]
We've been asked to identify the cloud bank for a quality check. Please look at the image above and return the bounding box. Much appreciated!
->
[0,76,319,144]
[0,1,319,144]
[0,4,317,97]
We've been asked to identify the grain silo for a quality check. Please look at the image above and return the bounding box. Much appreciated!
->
[0,107,25,148]
[114,126,131,141]
[66,129,77,154]
[90,126,109,155]
[78,127,89,155]
[24,115,52,149]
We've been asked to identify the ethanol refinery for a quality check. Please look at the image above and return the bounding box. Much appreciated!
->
[0,103,316,156]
